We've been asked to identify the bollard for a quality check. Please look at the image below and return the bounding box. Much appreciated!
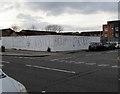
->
[1,46,5,52]
[47,47,51,52]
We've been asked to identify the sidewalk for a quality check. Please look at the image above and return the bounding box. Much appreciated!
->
[0,49,88,57]
[0,49,58,57]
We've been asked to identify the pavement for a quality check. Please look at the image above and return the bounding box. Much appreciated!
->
[0,49,57,57]
[0,49,87,57]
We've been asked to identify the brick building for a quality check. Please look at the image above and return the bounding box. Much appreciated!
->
[101,20,120,42]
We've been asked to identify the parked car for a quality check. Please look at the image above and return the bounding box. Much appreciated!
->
[103,42,115,50]
[107,41,120,49]
[0,69,27,93]
[88,42,105,51]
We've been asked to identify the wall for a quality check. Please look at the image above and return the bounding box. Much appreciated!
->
[2,35,100,52]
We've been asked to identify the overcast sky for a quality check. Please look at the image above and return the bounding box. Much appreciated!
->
[0,2,118,31]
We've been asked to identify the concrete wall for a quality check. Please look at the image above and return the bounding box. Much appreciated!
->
[2,35,100,52]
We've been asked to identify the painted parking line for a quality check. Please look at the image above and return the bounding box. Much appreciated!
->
[26,64,76,74]
[98,64,109,67]
[50,57,72,62]
[85,63,96,65]
[111,65,120,68]
[14,57,34,59]
[74,62,85,64]
[0,61,10,64]
[50,59,59,61]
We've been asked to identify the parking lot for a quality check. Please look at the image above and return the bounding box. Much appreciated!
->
[2,49,119,93]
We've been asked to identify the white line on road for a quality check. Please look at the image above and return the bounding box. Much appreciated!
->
[98,64,109,67]
[74,62,85,64]
[50,59,59,61]
[111,65,120,68]
[85,63,96,65]
[26,64,76,74]
[14,57,34,59]
[0,61,10,64]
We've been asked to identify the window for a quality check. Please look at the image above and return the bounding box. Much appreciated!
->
[115,33,119,37]
[104,28,108,32]
[115,27,119,31]
[104,34,108,37]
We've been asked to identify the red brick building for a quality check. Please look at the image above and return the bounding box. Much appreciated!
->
[101,20,120,42]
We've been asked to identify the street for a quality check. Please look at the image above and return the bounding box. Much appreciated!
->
[2,50,119,93]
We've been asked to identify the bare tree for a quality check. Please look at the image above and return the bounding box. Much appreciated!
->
[45,25,63,32]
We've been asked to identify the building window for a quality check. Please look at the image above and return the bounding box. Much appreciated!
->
[115,27,119,31]
[115,33,119,37]
[104,34,108,37]
[104,28,108,32]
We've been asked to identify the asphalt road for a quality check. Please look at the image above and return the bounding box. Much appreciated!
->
[2,49,119,93]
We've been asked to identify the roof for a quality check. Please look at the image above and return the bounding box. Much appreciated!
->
[0,28,16,37]
[107,20,120,25]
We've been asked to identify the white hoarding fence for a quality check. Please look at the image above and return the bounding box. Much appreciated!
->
[2,35,100,52]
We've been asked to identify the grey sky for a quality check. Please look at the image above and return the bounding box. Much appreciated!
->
[0,2,118,31]
[25,2,118,15]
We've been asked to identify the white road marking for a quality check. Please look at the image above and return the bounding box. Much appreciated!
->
[98,64,109,67]
[111,65,120,68]
[14,57,34,59]
[42,90,46,93]
[50,57,72,62]
[74,62,84,64]
[50,59,59,61]
[1,61,10,64]
[26,64,76,74]
[85,63,96,65]
[26,64,32,67]
[68,61,76,63]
